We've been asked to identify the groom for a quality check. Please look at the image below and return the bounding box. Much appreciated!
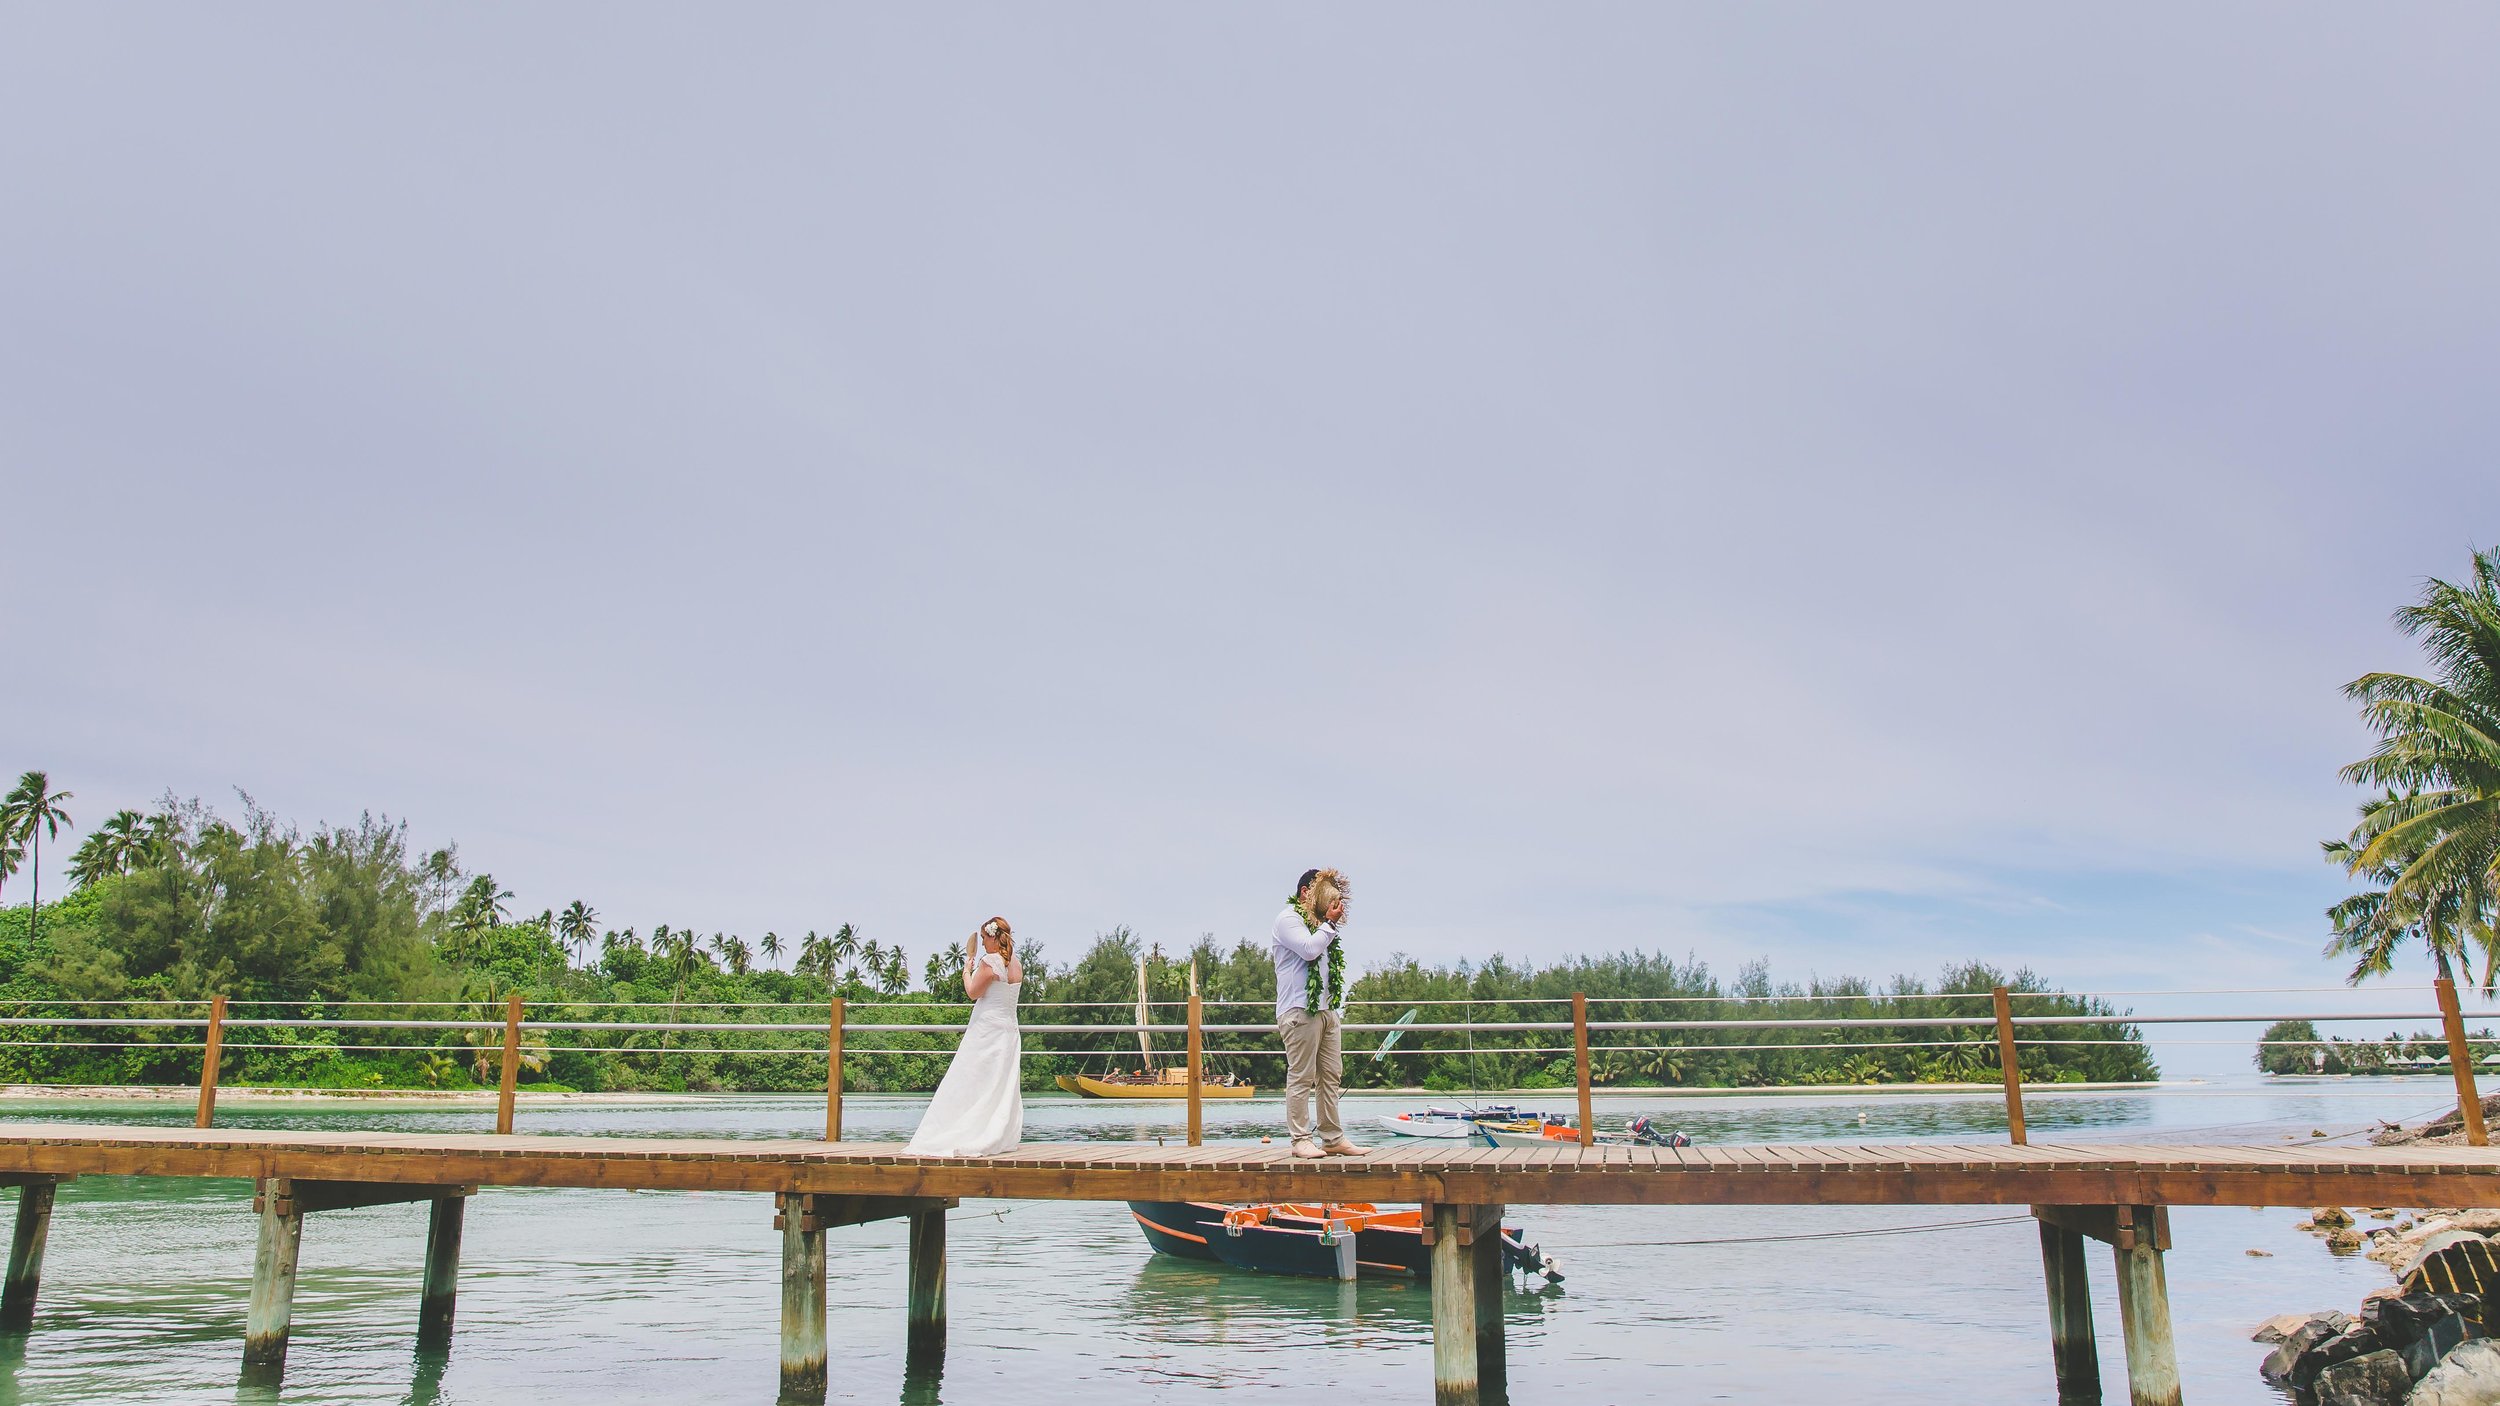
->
[1274,868,1366,1159]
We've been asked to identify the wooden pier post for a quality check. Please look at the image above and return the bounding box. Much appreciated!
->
[244,1178,304,1369]
[2436,977,2488,1146]
[2110,1206,2182,1406]
[416,1195,466,1349]
[824,997,844,1142]
[493,995,523,1136]
[906,1205,946,1361]
[196,994,228,1129]
[1428,1203,1506,1406]
[1186,979,1204,1148]
[1994,986,2027,1145]
[1,1181,58,1333]
[1572,993,1593,1147]
[2037,1221,2102,1405]
[777,1193,827,1402]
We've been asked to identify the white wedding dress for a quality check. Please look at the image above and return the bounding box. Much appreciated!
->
[905,952,1024,1157]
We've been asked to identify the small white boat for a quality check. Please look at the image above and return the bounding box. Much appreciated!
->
[1378,1112,1475,1139]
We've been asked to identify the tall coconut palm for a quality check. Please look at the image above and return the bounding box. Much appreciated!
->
[2324,826,2484,985]
[557,901,599,967]
[453,875,513,935]
[759,930,784,969]
[68,809,150,888]
[2,772,74,938]
[2334,548,2500,984]
[797,930,825,978]
[827,924,859,991]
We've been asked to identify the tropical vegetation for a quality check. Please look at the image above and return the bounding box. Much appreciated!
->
[0,781,2156,1094]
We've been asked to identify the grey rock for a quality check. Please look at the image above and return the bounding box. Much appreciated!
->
[2317,1350,2413,1406]
[2268,1314,2356,1382]
[2403,1316,2474,1382]
[2411,1339,2500,1405]
[2261,1310,2333,1344]
[2301,1326,2393,1391]
[2367,1292,2484,1350]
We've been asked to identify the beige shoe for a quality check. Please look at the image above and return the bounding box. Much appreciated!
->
[1290,1138,1326,1159]
[1322,1140,1370,1157]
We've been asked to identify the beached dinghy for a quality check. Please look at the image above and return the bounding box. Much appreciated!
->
[1378,1104,1539,1140]
[1128,1200,1563,1284]
[1473,1114,1691,1149]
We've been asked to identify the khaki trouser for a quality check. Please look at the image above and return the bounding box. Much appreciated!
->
[1281,1008,1343,1144]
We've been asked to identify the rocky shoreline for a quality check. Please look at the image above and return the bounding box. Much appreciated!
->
[2255,1096,2500,1405]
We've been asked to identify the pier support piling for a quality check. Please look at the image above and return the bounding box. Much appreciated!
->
[1428,1203,1507,1406]
[2111,1207,2182,1406]
[777,1193,828,1403]
[417,1195,466,1349]
[2036,1205,2173,1406]
[2037,1221,2102,1404]
[906,1206,946,1362]
[1,1180,60,1333]
[244,1178,304,1369]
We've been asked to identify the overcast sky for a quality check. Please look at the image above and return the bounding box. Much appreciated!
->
[5,7,2496,1072]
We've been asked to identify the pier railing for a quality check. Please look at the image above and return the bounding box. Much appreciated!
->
[0,979,2491,1148]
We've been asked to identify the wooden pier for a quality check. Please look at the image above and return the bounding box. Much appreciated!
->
[1,1124,2496,1404]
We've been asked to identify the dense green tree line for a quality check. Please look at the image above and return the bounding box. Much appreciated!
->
[0,788,2155,1093]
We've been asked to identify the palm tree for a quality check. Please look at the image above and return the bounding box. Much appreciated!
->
[797,930,825,978]
[2334,547,2500,984]
[723,935,753,977]
[2,772,74,938]
[453,875,513,936]
[827,924,860,992]
[876,944,909,996]
[759,930,784,969]
[2324,826,2484,985]
[558,901,599,967]
[67,809,150,888]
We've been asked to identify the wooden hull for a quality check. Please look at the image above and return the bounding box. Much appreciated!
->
[1058,1074,1255,1100]
[1128,1201,1541,1283]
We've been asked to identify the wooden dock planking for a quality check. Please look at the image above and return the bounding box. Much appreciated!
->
[1,1124,2490,1208]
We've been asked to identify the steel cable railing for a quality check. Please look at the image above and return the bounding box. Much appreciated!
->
[3,981,2495,1147]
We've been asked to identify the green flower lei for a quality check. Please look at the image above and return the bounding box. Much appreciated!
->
[1290,894,1345,1013]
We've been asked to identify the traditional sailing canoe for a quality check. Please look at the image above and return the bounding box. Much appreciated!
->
[1056,1071,1256,1100]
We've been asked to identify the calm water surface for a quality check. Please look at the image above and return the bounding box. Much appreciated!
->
[0,1078,2469,1404]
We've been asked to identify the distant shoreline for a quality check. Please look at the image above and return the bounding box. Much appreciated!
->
[0,1079,2168,1106]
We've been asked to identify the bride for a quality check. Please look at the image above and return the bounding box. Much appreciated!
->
[905,917,1025,1157]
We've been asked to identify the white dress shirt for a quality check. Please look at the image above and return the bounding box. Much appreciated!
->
[1272,905,1340,1022]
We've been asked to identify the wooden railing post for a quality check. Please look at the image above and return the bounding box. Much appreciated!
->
[1186,977,1204,1148]
[1994,986,2027,1146]
[2436,977,2488,1147]
[196,994,228,1129]
[1573,992,1593,1147]
[824,996,845,1142]
[493,994,523,1135]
